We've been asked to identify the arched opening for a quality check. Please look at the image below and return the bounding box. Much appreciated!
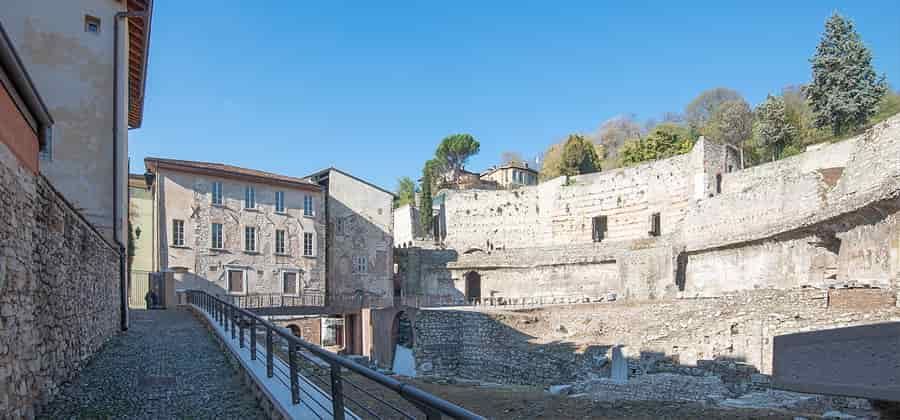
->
[286,324,302,337]
[464,271,481,302]
[391,311,413,349]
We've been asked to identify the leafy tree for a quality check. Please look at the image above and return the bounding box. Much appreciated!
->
[807,13,887,135]
[685,88,743,135]
[705,99,752,146]
[871,88,900,124]
[500,151,524,165]
[754,94,798,161]
[594,114,643,160]
[620,124,694,166]
[558,134,601,177]
[435,134,480,183]
[393,177,416,209]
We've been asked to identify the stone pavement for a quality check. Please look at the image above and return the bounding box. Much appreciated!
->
[38,309,266,419]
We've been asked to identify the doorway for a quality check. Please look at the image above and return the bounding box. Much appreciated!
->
[464,271,481,302]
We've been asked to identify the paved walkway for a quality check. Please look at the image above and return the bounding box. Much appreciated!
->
[39,309,266,419]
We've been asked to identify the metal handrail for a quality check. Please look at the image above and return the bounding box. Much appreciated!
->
[187,290,483,420]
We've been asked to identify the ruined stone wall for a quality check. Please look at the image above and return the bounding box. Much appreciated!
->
[397,116,900,302]
[0,144,120,418]
[410,289,899,388]
[442,150,697,251]
[412,309,602,386]
[156,169,326,297]
[393,204,420,247]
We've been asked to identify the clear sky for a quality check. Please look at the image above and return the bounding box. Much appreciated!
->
[129,1,900,191]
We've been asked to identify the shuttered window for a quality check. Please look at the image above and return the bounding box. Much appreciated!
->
[283,272,298,295]
[228,270,244,294]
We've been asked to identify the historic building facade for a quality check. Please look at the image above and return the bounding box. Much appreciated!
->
[145,158,327,298]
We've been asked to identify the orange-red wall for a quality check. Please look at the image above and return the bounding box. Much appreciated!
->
[0,81,39,174]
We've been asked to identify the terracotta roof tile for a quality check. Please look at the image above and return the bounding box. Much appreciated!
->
[145,157,320,190]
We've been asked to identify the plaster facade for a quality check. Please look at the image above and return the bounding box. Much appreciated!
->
[148,161,326,298]
[0,0,150,244]
[309,169,395,309]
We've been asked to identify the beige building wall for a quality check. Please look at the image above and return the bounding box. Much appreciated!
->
[128,176,154,307]
[1,0,133,245]
[312,169,394,308]
[480,166,538,189]
[153,168,326,297]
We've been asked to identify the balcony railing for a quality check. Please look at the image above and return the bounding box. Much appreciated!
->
[187,290,483,420]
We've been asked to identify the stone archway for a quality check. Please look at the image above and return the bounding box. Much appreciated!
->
[464,271,481,302]
[286,324,302,337]
[391,311,413,349]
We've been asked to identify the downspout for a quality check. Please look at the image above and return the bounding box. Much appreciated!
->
[114,10,148,331]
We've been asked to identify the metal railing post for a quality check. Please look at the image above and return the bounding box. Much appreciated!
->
[230,306,236,340]
[331,362,346,420]
[249,318,256,359]
[238,314,245,348]
[266,326,274,378]
[289,342,300,404]
[224,301,229,332]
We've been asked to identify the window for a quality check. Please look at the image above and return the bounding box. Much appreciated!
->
[244,186,256,209]
[211,181,223,205]
[649,212,661,237]
[282,271,298,295]
[172,220,185,246]
[211,223,223,249]
[84,15,101,34]
[227,269,245,294]
[303,232,314,256]
[336,217,345,235]
[715,173,723,194]
[275,229,286,254]
[353,255,368,274]
[245,226,257,252]
[303,195,314,216]
[275,191,285,213]
[591,216,607,242]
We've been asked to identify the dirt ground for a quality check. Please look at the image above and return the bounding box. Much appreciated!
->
[406,379,823,420]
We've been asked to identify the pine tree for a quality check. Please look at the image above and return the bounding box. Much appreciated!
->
[755,95,797,161]
[558,134,601,177]
[806,13,887,135]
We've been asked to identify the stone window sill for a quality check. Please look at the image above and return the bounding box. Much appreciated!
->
[170,245,190,249]
[302,254,316,258]
[274,252,292,257]
[244,207,260,212]
[243,250,260,255]
[211,203,227,208]
[274,211,288,216]
[210,247,227,252]
[303,213,316,219]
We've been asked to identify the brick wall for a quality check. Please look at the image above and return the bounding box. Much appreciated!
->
[0,81,39,174]
[0,143,120,418]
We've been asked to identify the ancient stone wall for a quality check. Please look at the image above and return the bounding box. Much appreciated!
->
[410,289,899,389]
[397,115,900,302]
[0,144,120,418]
[412,309,607,386]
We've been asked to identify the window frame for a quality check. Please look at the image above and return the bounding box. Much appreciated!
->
[244,185,256,209]
[352,255,369,274]
[275,190,286,213]
[591,215,608,243]
[275,229,287,255]
[281,270,300,296]
[172,219,185,246]
[211,181,223,205]
[244,226,258,252]
[649,212,662,237]
[211,222,224,250]
[303,195,314,217]
[302,232,315,257]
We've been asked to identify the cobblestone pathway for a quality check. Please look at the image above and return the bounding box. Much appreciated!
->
[39,309,266,419]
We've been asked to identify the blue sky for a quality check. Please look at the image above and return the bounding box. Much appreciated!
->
[129,1,900,190]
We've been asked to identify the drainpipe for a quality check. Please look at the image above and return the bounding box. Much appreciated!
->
[114,10,148,331]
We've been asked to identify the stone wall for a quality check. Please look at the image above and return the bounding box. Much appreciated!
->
[409,289,899,389]
[412,309,608,386]
[393,204,420,247]
[396,115,900,302]
[0,143,121,418]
